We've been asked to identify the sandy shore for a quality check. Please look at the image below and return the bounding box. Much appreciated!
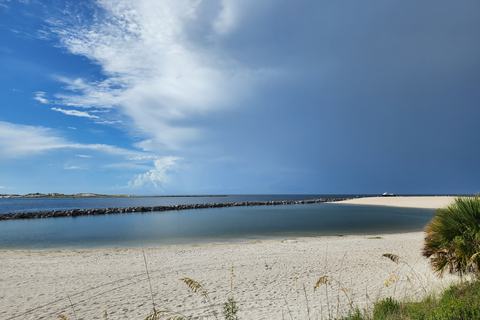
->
[1,196,463,320]
[1,234,460,320]
[338,196,457,209]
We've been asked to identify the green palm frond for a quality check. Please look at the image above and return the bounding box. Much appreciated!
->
[423,196,480,278]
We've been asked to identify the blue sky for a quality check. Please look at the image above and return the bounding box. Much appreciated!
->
[1,0,479,195]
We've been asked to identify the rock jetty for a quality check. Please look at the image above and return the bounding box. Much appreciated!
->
[0,198,349,221]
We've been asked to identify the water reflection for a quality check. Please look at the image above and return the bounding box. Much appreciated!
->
[0,203,434,249]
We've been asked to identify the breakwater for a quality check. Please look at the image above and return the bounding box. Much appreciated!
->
[0,198,349,220]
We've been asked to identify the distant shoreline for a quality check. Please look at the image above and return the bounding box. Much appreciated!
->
[0,193,228,199]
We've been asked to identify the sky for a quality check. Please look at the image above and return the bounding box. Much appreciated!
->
[0,0,479,196]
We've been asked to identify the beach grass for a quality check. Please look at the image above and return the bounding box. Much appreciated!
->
[56,248,479,320]
[57,274,480,320]
[338,280,480,320]
[56,253,479,318]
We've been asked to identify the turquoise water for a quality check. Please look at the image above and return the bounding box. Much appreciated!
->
[0,199,435,249]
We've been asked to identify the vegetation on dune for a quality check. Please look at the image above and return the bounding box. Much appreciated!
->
[423,196,480,279]
[339,280,480,320]
[340,196,480,319]
[58,277,480,320]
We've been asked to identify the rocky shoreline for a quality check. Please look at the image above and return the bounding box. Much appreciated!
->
[0,198,349,220]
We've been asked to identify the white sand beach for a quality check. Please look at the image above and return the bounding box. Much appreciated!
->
[338,196,457,209]
[0,196,462,320]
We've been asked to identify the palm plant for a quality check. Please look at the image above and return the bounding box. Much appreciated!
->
[423,196,480,279]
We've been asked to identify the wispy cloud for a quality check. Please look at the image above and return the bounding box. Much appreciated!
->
[64,165,84,170]
[0,121,70,157]
[52,76,123,109]
[51,107,99,119]
[46,0,263,152]
[94,120,122,125]
[33,91,50,104]
[0,121,181,189]
[0,3,8,10]
[213,0,244,35]
[0,121,142,159]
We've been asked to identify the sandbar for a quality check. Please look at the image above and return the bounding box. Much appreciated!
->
[338,196,457,209]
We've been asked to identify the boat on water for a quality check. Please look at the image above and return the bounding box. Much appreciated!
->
[382,192,396,197]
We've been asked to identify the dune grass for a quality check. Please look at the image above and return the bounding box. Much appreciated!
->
[338,280,480,320]
[56,248,479,320]
[57,275,479,320]
[54,246,479,320]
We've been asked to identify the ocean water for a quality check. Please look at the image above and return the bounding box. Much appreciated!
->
[0,194,348,214]
[0,195,435,250]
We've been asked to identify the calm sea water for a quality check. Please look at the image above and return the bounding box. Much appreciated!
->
[0,195,435,250]
[0,194,348,214]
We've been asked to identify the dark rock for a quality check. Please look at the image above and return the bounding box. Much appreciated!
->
[0,198,352,221]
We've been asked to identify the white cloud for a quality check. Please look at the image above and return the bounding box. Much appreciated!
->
[213,0,238,35]
[0,121,148,159]
[64,165,83,170]
[51,107,99,119]
[128,156,181,188]
[133,125,200,151]
[94,120,122,125]
[33,91,50,104]
[68,143,151,157]
[0,121,182,188]
[53,76,123,109]
[46,0,260,152]
[212,0,273,37]
[0,121,69,157]
[0,2,9,10]
[125,154,158,162]
[67,127,77,130]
